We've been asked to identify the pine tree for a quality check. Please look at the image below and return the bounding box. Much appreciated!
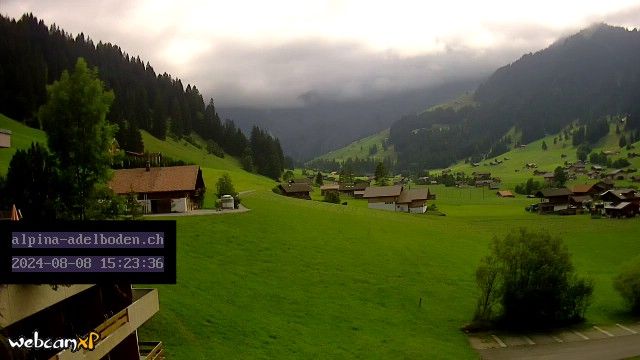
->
[542,141,548,151]
[619,135,627,148]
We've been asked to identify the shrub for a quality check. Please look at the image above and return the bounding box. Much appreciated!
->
[272,186,283,195]
[324,191,341,204]
[473,228,593,330]
[216,173,236,198]
[613,256,640,314]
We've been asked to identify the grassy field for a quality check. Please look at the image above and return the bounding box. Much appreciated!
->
[0,114,48,174]
[3,113,640,358]
[139,186,640,359]
[439,124,640,189]
[311,128,396,163]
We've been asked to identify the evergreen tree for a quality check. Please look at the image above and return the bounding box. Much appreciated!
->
[553,166,567,187]
[4,142,60,220]
[374,162,388,185]
[315,172,324,186]
[541,141,548,151]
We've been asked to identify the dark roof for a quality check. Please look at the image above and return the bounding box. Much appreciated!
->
[397,189,429,203]
[600,189,637,200]
[571,184,594,194]
[279,183,312,193]
[320,183,340,190]
[109,165,202,194]
[535,188,572,197]
[570,195,593,203]
[363,185,403,198]
[605,202,634,210]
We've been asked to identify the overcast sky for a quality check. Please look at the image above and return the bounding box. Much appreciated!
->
[4,1,640,107]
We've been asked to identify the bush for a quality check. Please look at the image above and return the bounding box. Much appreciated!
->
[233,194,242,209]
[272,186,283,195]
[473,228,593,330]
[611,158,631,168]
[613,257,640,314]
[324,191,341,204]
[216,173,236,198]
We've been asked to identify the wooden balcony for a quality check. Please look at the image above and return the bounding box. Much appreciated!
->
[0,284,94,328]
[50,288,159,360]
[139,341,165,360]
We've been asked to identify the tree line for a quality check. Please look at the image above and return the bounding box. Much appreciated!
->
[0,13,284,180]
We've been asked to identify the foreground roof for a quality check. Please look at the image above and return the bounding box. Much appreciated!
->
[363,185,403,198]
[571,184,593,193]
[109,165,202,194]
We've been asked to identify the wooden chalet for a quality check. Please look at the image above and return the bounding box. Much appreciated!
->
[534,188,571,214]
[600,189,639,204]
[279,182,312,200]
[604,202,639,218]
[363,185,403,211]
[396,189,429,213]
[571,184,599,197]
[0,128,11,148]
[320,183,340,196]
[109,165,205,213]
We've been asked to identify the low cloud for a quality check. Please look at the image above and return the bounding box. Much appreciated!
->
[3,0,639,107]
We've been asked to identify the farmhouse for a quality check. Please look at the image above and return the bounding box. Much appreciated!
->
[571,184,599,197]
[363,185,403,211]
[109,164,205,213]
[278,182,312,200]
[363,186,432,213]
[320,183,340,196]
[0,128,11,148]
[600,189,638,203]
[604,202,639,218]
[535,188,571,214]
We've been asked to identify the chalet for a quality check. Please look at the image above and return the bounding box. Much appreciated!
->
[350,181,370,198]
[279,182,312,200]
[396,189,430,213]
[593,180,614,193]
[591,165,604,171]
[569,161,586,173]
[604,202,639,218]
[600,189,638,203]
[0,128,11,148]
[569,195,593,209]
[606,169,625,181]
[496,190,514,198]
[109,165,205,213]
[363,185,403,211]
[535,188,571,214]
[489,182,501,190]
[320,183,340,196]
[362,185,433,213]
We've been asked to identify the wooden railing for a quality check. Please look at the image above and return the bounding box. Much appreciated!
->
[139,341,165,360]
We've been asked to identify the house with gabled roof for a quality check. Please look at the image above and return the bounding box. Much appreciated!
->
[109,164,205,213]
[279,182,312,200]
[363,185,432,213]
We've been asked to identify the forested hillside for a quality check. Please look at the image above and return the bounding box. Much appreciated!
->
[390,24,640,172]
[0,13,285,179]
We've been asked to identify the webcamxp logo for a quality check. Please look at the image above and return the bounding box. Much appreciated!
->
[7,331,100,352]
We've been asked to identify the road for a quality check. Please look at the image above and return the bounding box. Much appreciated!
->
[478,333,640,360]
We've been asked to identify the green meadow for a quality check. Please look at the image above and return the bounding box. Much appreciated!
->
[2,113,640,358]
[312,128,396,163]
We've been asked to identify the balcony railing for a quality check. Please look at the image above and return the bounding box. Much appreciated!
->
[49,288,159,360]
[139,341,165,360]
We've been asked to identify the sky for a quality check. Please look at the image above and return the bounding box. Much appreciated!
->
[4,0,640,107]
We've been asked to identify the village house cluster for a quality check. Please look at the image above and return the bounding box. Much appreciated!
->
[531,182,639,217]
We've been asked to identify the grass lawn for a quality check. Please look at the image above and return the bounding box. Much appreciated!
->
[3,113,639,358]
[0,114,47,174]
[139,185,640,359]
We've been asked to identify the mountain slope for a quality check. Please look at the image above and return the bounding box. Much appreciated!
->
[390,24,640,172]
[311,128,395,163]
[220,79,480,161]
[0,113,47,174]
